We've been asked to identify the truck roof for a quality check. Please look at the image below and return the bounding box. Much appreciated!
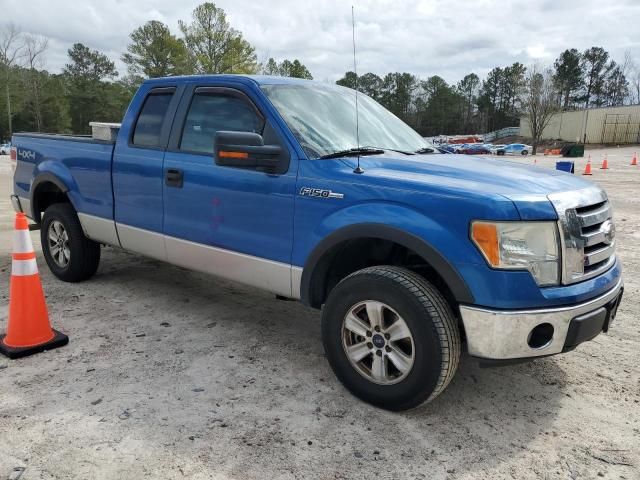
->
[143,74,321,87]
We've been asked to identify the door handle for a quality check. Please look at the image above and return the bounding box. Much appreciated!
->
[165,168,183,188]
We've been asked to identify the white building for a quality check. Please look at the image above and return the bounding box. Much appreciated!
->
[520,104,640,144]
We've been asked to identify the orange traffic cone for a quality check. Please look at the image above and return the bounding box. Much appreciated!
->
[583,156,593,176]
[600,155,609,170]
[0,213,68,359]
[632,152,637,166]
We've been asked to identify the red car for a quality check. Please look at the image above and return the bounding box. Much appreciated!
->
[458,144,491,155]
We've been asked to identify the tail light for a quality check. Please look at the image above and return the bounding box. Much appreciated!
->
[10,146,17,172]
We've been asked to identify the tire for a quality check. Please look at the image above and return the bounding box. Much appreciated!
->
[521,150,529,156]
[321,266,460,411]
[41,203,100,282]
[497,150,505,156]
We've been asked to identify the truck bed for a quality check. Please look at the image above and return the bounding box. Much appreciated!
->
[12,132,115,145]
[12,132,116,222]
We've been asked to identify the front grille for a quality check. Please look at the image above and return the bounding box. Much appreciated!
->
[575,200,615,278]
[548,187,616,284]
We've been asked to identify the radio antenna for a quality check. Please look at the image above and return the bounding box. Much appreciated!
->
[351,5,364,174]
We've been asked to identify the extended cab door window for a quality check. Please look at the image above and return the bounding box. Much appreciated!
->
[179,91,265,155]
[131,89,175,148]
[113,86,179,257]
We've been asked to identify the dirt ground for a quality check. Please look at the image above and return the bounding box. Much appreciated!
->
[0,146,638,480]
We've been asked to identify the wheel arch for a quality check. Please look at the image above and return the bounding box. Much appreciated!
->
[30,172,73,223]
[300,224,474,309]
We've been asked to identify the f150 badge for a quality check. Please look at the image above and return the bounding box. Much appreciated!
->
[299,187,344,199]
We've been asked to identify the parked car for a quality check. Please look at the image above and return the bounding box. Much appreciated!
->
[496,143,532,156]
[11,76,622,411]
[439,144,458,153]
[0,143,11,155]
[489,144,506,154]
[458,144,491,155]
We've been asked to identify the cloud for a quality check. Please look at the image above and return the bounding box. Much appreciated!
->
[2,0,639,83]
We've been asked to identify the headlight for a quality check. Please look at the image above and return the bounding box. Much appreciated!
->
[471,221,560,286]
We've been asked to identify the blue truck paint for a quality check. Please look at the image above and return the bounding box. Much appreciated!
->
[11,75,622,357]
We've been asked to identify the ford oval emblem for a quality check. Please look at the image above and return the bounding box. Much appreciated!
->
[600,220,615,245]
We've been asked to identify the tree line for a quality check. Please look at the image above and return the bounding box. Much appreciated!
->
[1,1,638,142]
[337,46,635,138]
[0,2,312,140]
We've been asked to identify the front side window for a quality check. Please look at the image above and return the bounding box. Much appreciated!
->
[132,91,174,147]
[180,92,264,155]
[261,83,434,159]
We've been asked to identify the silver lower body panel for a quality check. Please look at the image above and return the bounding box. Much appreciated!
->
[459,278,623,360]
[10,194,32,218]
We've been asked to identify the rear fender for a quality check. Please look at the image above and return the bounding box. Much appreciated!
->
[30,161,79,222]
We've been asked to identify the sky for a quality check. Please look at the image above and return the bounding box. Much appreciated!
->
[2,0,639,84]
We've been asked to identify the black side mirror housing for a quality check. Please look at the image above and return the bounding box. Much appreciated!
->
[214,131,283,172]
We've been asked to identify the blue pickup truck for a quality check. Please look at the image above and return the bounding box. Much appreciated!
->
[10,75,623,410]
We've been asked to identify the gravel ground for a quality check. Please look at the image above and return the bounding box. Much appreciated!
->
[0,147,638,480]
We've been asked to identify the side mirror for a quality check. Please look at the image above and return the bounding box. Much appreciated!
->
[214,131,282,171]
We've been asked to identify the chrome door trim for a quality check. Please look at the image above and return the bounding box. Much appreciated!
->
[76,215,303,299]
[165,235,295,298]
[291,266,303,299]
[78,213,121,247]
[116,223,167,261]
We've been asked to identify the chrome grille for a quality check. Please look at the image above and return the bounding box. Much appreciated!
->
[548,187,616,284]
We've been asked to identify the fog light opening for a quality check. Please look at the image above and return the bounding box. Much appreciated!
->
[528,323,554,349]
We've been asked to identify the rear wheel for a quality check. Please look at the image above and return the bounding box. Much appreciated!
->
[321,266,460,411]
[41,203,100,282]
[497,150,505,156]
[521,150,529,156]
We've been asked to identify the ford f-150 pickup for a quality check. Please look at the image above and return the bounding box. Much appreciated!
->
[10,75,623,410]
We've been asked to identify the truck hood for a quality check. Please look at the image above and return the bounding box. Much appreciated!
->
[301,153,600,220]
[349,153,594,197]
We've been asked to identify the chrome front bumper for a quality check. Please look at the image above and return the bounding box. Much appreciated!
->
[460,278,623,360]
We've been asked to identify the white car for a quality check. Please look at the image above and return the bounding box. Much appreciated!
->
[0,143,11,155]
[496,144,532,156]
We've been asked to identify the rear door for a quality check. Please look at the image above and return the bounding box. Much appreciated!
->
[161,83,297,296]
[112,85,183,258]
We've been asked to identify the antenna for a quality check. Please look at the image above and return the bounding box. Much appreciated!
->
[352,5,364,174]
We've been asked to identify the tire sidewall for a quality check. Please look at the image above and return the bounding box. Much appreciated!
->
[322,272,444,409]
[41,206,73,278]
[40,203,98,281]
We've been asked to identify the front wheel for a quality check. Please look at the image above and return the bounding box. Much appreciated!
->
[321,266,461,411]
[521,150,529,156]
[41,203,101,282]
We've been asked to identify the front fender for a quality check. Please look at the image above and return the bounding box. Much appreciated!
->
[297,202,477,305]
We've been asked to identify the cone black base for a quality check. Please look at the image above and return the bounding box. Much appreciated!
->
[0,329,69,359]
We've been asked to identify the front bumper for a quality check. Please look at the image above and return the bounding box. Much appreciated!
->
[460,277,623,360]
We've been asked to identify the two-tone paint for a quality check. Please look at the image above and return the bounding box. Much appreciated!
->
[11,75,623,362]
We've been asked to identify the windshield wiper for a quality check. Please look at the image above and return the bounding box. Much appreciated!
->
[318,147,385,160]
[414,147,436,154]
[362,146,415,155]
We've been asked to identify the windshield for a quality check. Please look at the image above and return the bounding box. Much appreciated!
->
[261,83,434,159]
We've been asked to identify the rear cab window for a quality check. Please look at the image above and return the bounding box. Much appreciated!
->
[132,88,176,148]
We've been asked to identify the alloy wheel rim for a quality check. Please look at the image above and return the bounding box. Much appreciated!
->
[48,220,70,268]
[341,300,415,385]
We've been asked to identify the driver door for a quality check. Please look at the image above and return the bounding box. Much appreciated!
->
[162,85,297,297]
